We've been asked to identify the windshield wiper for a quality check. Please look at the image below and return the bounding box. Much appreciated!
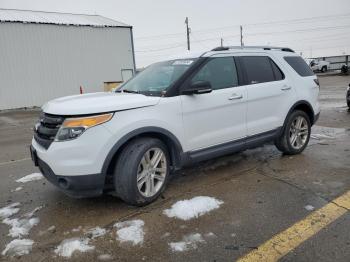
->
[122,89,140,94]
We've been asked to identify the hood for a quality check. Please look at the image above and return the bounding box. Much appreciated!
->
[42,92,161,115]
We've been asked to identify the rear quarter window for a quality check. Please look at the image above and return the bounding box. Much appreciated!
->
[284,56,314,77]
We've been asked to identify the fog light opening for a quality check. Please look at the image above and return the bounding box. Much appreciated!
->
[58,178,69,189]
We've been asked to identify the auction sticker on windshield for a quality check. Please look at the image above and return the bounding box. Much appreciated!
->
[172,60,194,66]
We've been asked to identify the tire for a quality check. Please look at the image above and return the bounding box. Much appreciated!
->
[275,110,311,155]
[321,66,327,73]
[113,137,170,206]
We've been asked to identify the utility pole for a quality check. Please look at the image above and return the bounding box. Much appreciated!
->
[220,38,224,47]
[240,25,244,47]
[185,17,191,51]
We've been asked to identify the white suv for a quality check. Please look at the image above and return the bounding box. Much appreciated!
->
[30,46,320,206]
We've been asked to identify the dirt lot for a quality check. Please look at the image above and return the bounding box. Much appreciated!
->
[0,75,349,262]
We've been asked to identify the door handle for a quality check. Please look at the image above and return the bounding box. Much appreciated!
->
[281,85,292,91]
[228,94,243,100]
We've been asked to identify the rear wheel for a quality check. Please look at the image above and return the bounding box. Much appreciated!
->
[321,66,327,73]
[114,138,170,206]
[275,110,311,155]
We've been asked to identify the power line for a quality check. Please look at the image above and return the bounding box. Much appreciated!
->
[136,24,350,52]
[135,43,185,53]
[135,12,350,41]
[271,33,350,45]
[245,24,350,37]
[243,12,350,27]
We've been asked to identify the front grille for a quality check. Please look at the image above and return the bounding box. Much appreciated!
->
[34,112,65,149]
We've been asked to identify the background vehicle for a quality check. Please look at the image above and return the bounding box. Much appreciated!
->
[309,59,330,72]
[31,46,320,206]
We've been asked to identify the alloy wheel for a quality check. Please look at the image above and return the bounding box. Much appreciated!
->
[136,148,167,198]
[289,116,309,150]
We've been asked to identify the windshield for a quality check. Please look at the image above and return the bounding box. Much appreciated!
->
[118,58,196,96]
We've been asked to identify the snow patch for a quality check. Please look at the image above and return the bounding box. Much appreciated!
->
[169,233,205,252]
[205,232,216,237]
[38,225,56,236]
[311,126,347,142]
[55,238,94,258]
[11,187,23,192]
[0,203,20,219]
[24,206,43,218]
[311,134,335,140]
[161,232,171,238]
[1,239,34,257]
[114,219,144,245]
[72,226,82,232]
[85,227,107,239]
[16,173,43,183]
[3,217,40,238]
[98,254,113,261]
[48,225,56,232]
[305,205,315,211]
[164,196,223,220]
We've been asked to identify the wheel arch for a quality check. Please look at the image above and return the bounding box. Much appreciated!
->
[284,100,316,127]
[102,127,184,180]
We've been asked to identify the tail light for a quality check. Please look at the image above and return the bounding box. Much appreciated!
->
[314,78,320,87]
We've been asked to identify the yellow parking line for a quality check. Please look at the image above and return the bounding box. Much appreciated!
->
[237,190,350,262]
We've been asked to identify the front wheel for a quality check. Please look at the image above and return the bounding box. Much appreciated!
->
[114,138,170,206]
[275,110,311,155]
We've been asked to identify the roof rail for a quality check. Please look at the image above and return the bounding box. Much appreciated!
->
[211,46,295,53]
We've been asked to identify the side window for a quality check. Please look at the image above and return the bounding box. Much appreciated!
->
[270,59,285,81]
[284,56,314,77]
[241,56,275,84]
[191,57,238,90]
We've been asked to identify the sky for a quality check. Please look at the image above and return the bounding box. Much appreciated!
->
[1,0,350,67]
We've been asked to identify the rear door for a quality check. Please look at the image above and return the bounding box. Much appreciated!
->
[180,55,247,151]
[239,54,297,136]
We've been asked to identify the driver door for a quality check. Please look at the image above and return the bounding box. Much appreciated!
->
[180,56,247,152]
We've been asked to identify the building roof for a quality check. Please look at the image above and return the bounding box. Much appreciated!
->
[0,8,131,28]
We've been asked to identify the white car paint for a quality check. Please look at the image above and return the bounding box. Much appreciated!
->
[43,92,160,115]
[32,47,320,178]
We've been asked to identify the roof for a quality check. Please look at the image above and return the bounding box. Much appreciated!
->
[163,46,298,62]
[201,45,297,57]
[211,46,295,52]
[0,8,131,28]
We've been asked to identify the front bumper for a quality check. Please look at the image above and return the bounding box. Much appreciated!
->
[31,145,105,198]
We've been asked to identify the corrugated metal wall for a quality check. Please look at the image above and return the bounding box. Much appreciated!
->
[0,23,134,110]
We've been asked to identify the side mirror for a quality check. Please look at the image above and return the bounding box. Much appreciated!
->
[182,81,212,95]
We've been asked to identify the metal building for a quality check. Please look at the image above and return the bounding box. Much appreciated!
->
[0,9,136,110]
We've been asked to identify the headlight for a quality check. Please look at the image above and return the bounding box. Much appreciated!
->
[55,113,113,141]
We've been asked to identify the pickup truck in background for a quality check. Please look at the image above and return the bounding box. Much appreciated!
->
[309,59,330,73]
